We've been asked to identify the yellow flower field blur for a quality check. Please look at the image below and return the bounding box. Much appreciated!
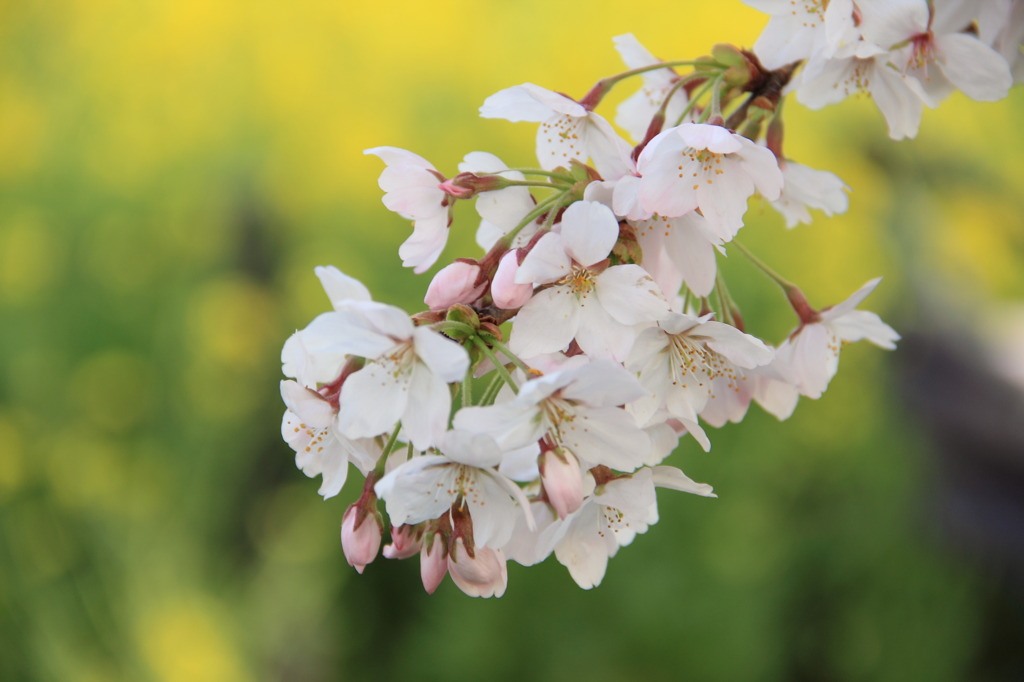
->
[1,1,1022,680]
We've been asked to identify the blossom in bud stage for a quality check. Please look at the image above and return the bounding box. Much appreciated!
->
[509,200,672,360]
[637,123,783,237]
[383,524,422,560]
[479,83,633,180]
[341,504,383,574]
[491,250,534,310]
[420,531,449,595]
[774,278,900,399]
[448,538,508,598]
[423,260,486,310]
[365,146,452,273]
[539,448,585,519]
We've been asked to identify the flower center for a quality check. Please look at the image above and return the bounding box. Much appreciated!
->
[560,266,597,298]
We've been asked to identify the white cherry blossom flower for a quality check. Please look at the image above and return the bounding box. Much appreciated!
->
[508,200,671,360]
[336,303,469,450]
[770,160,850,228]
[280,380,379,499]
[373,430,533,549]
[637,123,783,237]
[458,151,539,250]
[627,312,774,450]
[454,358,653,472]
[479,83,633,179]
[552,466,715,589]
[774,278,900,399]
[746,0,858,70]
[365,146,452,273]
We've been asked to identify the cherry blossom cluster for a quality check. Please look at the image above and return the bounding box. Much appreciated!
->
[280,1,1021,597]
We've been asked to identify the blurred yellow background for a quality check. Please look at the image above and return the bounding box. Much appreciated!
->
[1,2,1022,681]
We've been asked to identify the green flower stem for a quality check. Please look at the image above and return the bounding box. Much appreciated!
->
[461,370,473,409]
[499,191,562,247]
[375,423,404,475]
[674,75,720,126]
[580,60,725,109]
[731,240,816,322]
[500,179,574,190]
[489,339,531,374]
[471,335,519,395]
[730,240,797,292]
[479,372,505,406]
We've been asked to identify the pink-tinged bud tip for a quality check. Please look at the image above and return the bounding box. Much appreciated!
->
[448,538,508,598]
[341,505,383,574]
[491,250,533,310]
[420,533,449,594]
[424,261,487,310]
[540,449,585,519]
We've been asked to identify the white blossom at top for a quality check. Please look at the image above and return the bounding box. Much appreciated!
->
[479,83,633,180]
[637,123,783,238]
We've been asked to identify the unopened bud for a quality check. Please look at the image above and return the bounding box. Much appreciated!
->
[383,524,422,560]
[491,251,533,309]
[448,538,508,598]
[341,504,383,574]
[420,531,448,594]
[540,449,584,519]
[425,261,487,310]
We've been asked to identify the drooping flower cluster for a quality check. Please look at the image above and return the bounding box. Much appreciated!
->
[280,2,1020,597]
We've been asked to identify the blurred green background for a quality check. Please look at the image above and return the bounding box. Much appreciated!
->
[2,2,1023,680]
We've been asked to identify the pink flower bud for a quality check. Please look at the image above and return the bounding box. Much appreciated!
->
[491,250,533,309]
[419,532,448,594]
[383,524,422,560]
[540,449,584,519]
[424,261,487,310]
[341,505,383,574]
[448,538,507,598]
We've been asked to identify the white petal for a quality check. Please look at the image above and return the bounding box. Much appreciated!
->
[515,233,572,284]
[401,363,453,451]
[560,200,620,267]
[651,465,717,497]
[480,83,584,121]
[315,265,373,309]
[337,363,409,439]
[412,327,470,383]
[509,287,580,358]
[595,264,672,325]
